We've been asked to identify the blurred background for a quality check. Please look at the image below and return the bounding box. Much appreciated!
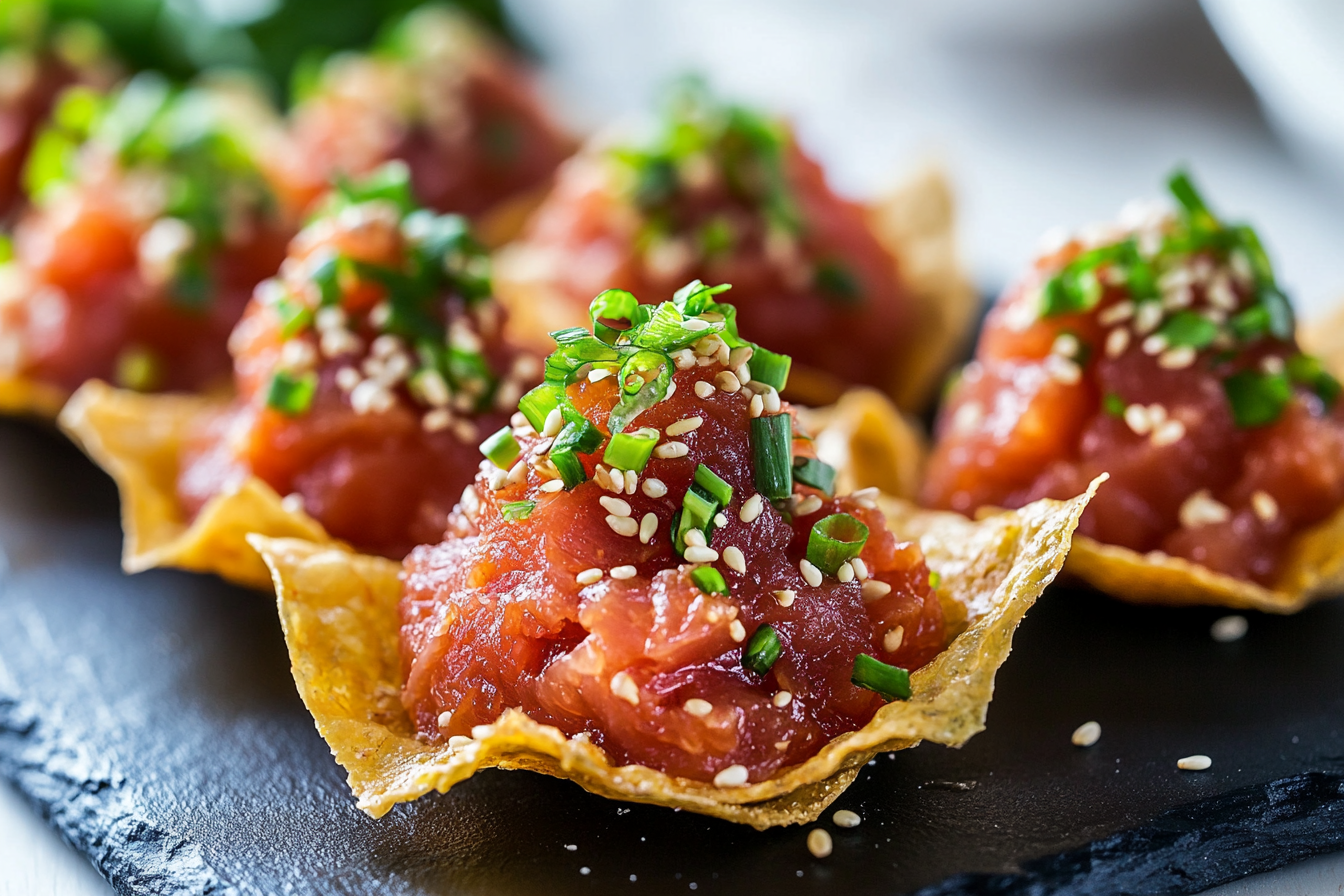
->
[4,0,1344,892]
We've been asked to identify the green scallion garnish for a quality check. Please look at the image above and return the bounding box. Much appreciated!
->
[551,418,603,488]
[806,513,869,577]
[480,426,520,469]
[693,464,733,508]
[928,571,942,590]
[500,500,536,521]
[749,346,792,392]
[690,566,729,596]
[792,457,836,497]
[274,294,313,339]
[814,260,862,304]
[1223,369,1291,428]
[1287,353,1342,408]
[603,427,660,472]
[742,624,782,676]
[675,489,719,555]
[1157,310,1219,349]
[851,654,911,701]
[518,383,562,433]
[1102,392,1126,417]
[750,414,793,501]
[266,370,318,417]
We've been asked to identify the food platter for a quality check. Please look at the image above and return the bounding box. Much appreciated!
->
[3,414,1344,895]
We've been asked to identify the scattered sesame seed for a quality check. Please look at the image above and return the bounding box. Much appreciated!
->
[773,690,793,708]
[728,620,746,642]
[673,349,696,369]
[749,393,764,418]
[610,671,640,705]
[684,529,707,548]
[1211,615,1249,643]
[684,698,713,717]
[1261,355,1286,375]
[775,740,790,752]
[437,711,453,728]
[694,380,716,399]
[624,469,638,494]
[639,512,658,544]
[795,495,823,516]
[1158,346,1197,369]
[654,441,689,459]
[862,580,892,600]
[683,317,711,332]
[542,408,564,438]
[713,764,749,788]
[280,493,305,514]
[1207,276,1237,310]
[579,867,590,876]
[1251,490,1279,523]
[1177,755,1212,771]
[883,625,904,653]
[1098,301,1135,325]
[506,462,527,486]
[666,416,703,436]
[1072,721,1102,747]
[837,561,855,584]
[606,515,639,537]
[774,589,796,607]
[723,546,746,574]
[713,512,728,528]
[1179,489,1232,529]
[1052,333,1081,358]
[833,809,861,828]
[600,496,632,517]
[587,368,613,383]
[1044,354,1082,385]
[447,735,474,749]
[762,388,781,414]
[740,494,764,523]
[851,558,869,580]
[1142,334,1168,356]
[610,565,637,580]
[729,346,754,369]
[576,568,603,586]
[807,829,833,858]
[1134,301,1163,334]
[539,479,564,493]
[1105,328,1131,358]
[1151,418,1186,447]
[685,546,719,563]
[715,371,742,394]
[800,559,823,588]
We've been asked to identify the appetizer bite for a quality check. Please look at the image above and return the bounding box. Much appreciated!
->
[924,172,1344,611]
[495,80,974,408]
[275,4,572,242]
[61,163,537,586]
[252,283,1096,826]
[0,72,292,415]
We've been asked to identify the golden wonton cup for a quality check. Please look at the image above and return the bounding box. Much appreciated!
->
[249,479,1098,829]
[59,380,333,590]
[0,375,69,419]
[495,164,977,413]
[796,387,926,501]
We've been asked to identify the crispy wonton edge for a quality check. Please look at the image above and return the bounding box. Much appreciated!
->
[249,478,1098,829]
[796,387,926,502]
[0,375,68,419]
[493,161,976,412]
[58,379,334,590]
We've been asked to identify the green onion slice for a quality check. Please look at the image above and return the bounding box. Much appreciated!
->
[851,654,911,701]
[589,288,643,344]
[266,370,318,417]
[1102,392,1126,417]
[806,513,869,576]
[692,464,733,508]
[500,500,536,522]
[750,414,792,501]
[608,349,672,435]
[1157,310,1219,349]
[518,383,562,433]
[551,418,603,489]
[792,457,836,497]
[742,624,782,676]
[675,489,718,555]
[1223,369,1291,428]
[749,346,791,392]
[274,294,313,339]
[690,566,729,596]
[1287,353,1342,408]
[480,426,520,469]
[928,571,942,590]
[603,427,660,472]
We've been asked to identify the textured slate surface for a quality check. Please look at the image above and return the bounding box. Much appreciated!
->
[1,416,1343,896]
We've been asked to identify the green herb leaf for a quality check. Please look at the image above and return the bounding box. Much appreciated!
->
[1102,392,1127,417]
[1158,310,1219,349]
[851,654,911,701]
[742,624,782,676]
[266,370,318,417]
[1223,369,1291,428]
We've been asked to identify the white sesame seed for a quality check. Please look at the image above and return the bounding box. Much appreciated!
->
[1142,334,1168,356]
[836,561,855,583]
[606,515,639,537]
[600,496,632,517]
[437,711,453,728]
[654,441,689,459]
[714,512,728,528]
[723,546,746,574]
[610,672,640,705]
[694,380,715,399]
[452,419,477,443]
[715,371,741,394]
[1134,301,1163,334]
[883,625,905,653]
[540,479,564,493]
[1207,275,1237,310]
[1105,328,1131,358]
[587,367,613,383]
[281,493,305,514]
[1071,721,1101,747]
[1045,354,1082,385]
[1163,285,1193,310]
[610,565,637,580]
[684,698,713,717]
[576,568,603,586]
[682,317,711,332]
[1151,418,1186,447]
[684,546,719,563]
[807,829,833,859]
[460,485,481,518]
[664,380,677,400]
[773,691,793,708]
[1211,614,1249,643]
[319,328,361,359]
[487,468,509,491]
[533,438,555,455]
[335,366,361,391]
[713,764,749,788]
[1098,300,1135,325]
[800,559,823,588]
[716,342,731,366]
[728,620,746,642]
[510,411,528,428]
[1179,489,1232,529]
[603,467,626,494]
[851,558,869,580]
[762,388,781,414]
[1158,346,1197,369]
[728,346,754,369]
[862,579,892,600]
[666,416,703,436]
[833,809,861,828]
[350,380,394,415]
[1261,355,1286,375]
[749,393,764,418]
[684,529,707,548]
[1177,755,1212,771]
[1052,333,1081,358]
[1124,404,1152,436]
[795,495,823,516]
[542,408,563,438]
[447,735,474,750]
[672,349,696,369]
[774,589,796,607]
[735,362,752,385]
[740,495,764,523]
[639,512,658,544]
[506,461,527,485]
[1251,490,1279,523]
[624,469,638,494]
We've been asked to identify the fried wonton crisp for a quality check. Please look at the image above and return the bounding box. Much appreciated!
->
[250,480,1097,829]
[0,375,68,419]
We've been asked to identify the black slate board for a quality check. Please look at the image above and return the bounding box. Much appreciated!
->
[2,416,1343,896]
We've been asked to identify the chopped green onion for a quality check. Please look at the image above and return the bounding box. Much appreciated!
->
[308,253,342,307]
[806,513,870,577]
[675,489,719,555]
[1167,169,1218,231]
[1223,369,1291,428]
[690,566,729,596]
[749,346,792,391]
[1260,287,1295,341]
[1157,310,1219,349]
[1287,353,1342,408]
[750,414,793,501]
[113,347,162,392]
[551,418,603,488]
[928,571,942,590]
[851,654,911,701]
[266,370,318,417]
[518,384,562,433]
[742,624,782,676]
[603,428,660,472]
[274,295,313,340]
[792,457,837,497]
[692,464,733,508]
[1230,305,1270,342]
[480,426,520,469]
[500,500,536,522]
[814,260,862,304]
[1102,392,1126,417]
[589,288,641,344]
